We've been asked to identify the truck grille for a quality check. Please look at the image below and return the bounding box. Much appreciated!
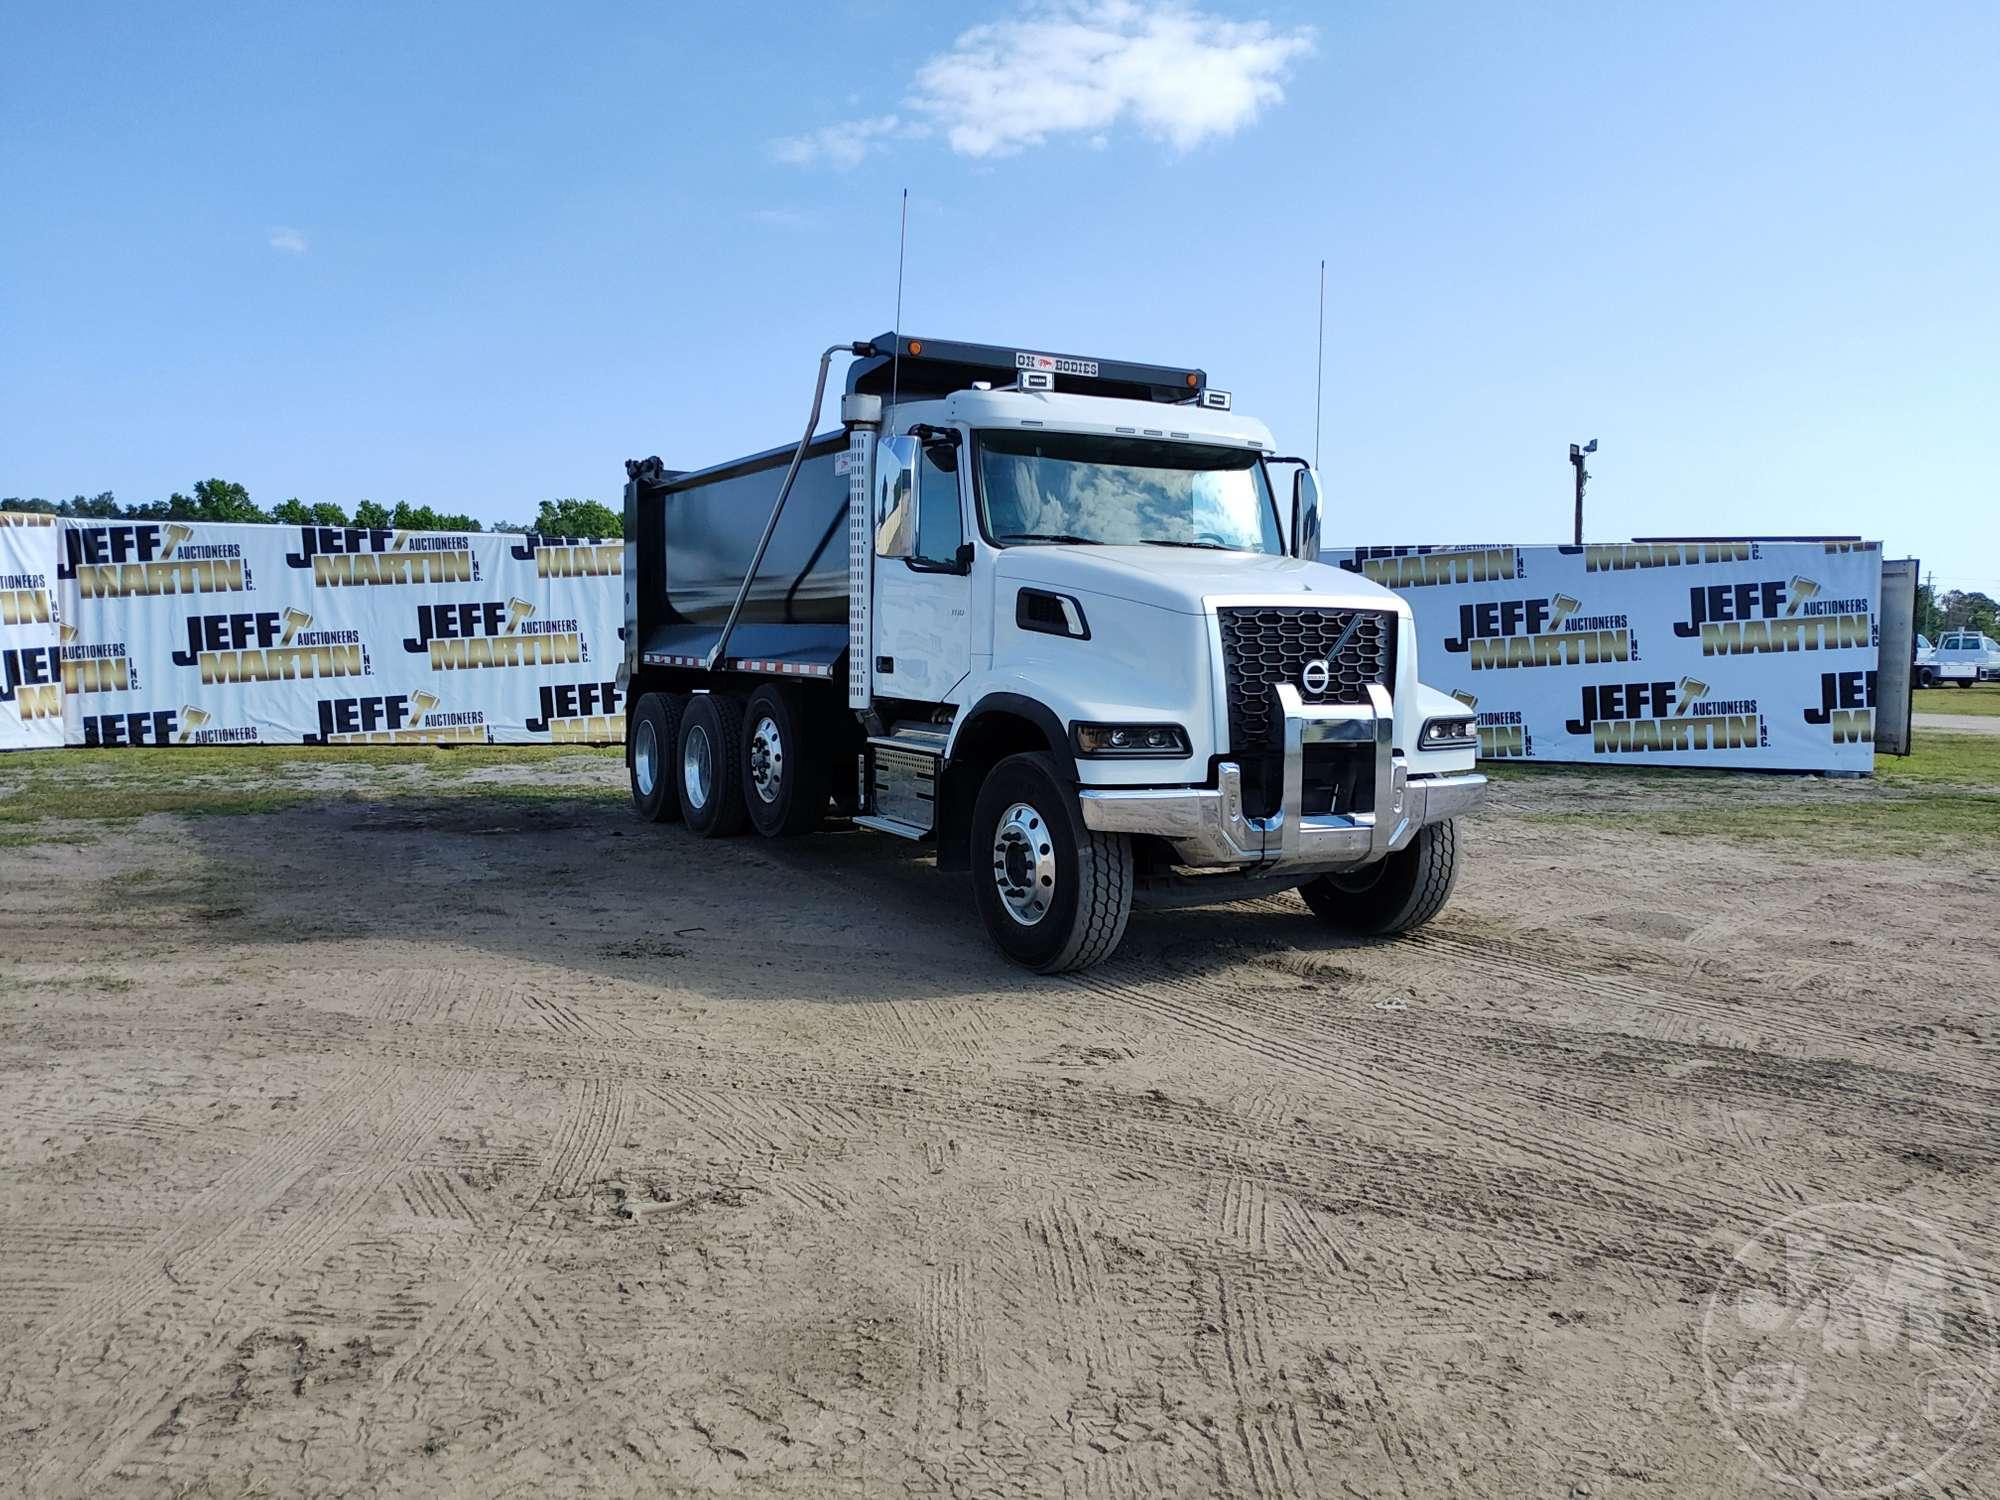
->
[1217,606,1394,756]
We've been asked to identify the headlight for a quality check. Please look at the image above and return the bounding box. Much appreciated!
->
[1419,715,1478,750]
[1073,722,1192,758]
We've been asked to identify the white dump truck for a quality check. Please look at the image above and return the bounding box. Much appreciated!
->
[620,335,1484,971]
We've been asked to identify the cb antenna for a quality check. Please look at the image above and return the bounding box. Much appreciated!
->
[1314,257,1326,471]
[890,187,909,411]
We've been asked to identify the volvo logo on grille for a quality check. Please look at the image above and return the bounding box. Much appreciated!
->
[1301,659,1332,695]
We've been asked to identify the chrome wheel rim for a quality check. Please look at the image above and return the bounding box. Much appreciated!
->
[748,714,784,804]
[634,719,659,797]
[682,723,714,809]
[991,801,1056,926]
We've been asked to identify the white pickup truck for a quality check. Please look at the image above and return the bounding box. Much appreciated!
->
[620,334,1485,971]
[1920,630,2000,688]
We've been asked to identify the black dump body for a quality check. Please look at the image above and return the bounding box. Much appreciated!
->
[623,437,851,676]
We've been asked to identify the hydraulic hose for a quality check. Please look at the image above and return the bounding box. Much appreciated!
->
[707,341,869,669]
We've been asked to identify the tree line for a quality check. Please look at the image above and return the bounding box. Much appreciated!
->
[2,479,623,538]
[1919,585,1997,639]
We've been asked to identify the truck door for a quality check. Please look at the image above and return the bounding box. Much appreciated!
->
[873,444,972,704]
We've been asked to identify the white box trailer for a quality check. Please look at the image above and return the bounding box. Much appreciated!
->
[619,335,1485,971]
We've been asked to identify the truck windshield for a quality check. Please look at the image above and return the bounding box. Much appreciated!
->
[976,430,1283,554]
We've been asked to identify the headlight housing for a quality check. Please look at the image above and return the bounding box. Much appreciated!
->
[1419,715,1478,750]
[1073,722,1192,758]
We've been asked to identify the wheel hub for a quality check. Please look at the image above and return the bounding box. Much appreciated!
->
[748,715,784,804]
[682,724,714,808]
[634,719,658,797]
[991,801,1056,926]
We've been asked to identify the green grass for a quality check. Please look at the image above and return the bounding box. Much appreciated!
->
[1514,734,2000,856]
[0,743,620,777]
[1530,790,2000,855]
[1914,684,2000,716]
[1875,732,2000,787]
[0,743,623,827]
[0,826,99,849]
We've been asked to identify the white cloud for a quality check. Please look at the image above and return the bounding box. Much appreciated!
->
[770,114,915,170]
[772,3,1313,168]
[916,1,1314,158]
[267,226,308,255]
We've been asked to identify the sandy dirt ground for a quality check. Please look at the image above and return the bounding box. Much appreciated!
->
[2,757,1997,1497]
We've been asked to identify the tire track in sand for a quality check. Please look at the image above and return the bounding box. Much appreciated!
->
[16,1065,472,1493]
[383,1072,627,1389]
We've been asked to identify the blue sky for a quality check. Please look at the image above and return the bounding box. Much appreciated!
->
[3,1,1994,586]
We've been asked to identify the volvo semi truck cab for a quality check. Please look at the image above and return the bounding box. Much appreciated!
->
[620,335,1485,971]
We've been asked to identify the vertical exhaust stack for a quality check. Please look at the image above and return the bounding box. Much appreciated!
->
[842,391,882,712]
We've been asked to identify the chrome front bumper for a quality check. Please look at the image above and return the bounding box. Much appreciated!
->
[1076,683,1486,873]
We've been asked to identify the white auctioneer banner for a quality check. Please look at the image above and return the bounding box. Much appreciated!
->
[3,515,1882,774]
[0,513,66,750]
[0,513,623,751]
[1326,539,1884,773]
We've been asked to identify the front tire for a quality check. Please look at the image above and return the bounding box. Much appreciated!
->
[676,693,748,837]
[970,752,1133,973]
[628,692,685,823]
[741,683,829,838]
[1300,818,1462,936]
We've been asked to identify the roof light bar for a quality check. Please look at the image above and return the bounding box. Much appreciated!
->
[846,333,1209,405]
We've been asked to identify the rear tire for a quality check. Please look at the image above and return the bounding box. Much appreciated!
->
[1916,667,1936,688]
[742,683,830,838]
[1300,818,1462,936]
[677,693,748,837]
[970,752,1132,973]
[628,693,685,823]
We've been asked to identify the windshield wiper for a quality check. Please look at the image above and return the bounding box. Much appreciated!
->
[1137,538,1234,550]
[995,532,1098,545]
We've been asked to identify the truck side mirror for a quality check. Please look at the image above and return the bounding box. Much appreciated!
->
[874,435,919,560]
[1291,468,1322,561]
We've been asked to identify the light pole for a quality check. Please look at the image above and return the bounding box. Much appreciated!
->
[1569,439,1597,545]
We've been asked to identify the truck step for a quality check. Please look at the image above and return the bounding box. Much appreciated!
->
[867,724,950,757]
[852,813,930,841]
